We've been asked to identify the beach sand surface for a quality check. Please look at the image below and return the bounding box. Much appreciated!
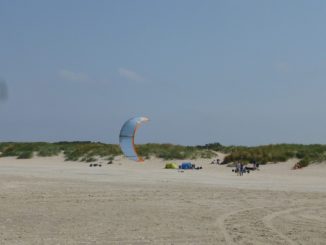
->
[0,155,325,244]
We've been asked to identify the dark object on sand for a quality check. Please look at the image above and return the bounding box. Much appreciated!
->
[89,164,93,167]
[108,160,113,164]
[245,163,259,171]
[99,164,102,167]
[232,168,250,174]
[179,162,202,170]
[210,159,220,165]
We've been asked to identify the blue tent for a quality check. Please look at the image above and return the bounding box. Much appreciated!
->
[180,162,193,169]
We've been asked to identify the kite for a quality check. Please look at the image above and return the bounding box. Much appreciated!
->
[119,117,149,161]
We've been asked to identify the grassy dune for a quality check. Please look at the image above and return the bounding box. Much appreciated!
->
[199,143,326,168]
[1,142,326,168]
[0,142,120,162]
[0,142,215,162]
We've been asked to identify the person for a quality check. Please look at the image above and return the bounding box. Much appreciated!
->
[240,163,244,176]
[236,162,240,176]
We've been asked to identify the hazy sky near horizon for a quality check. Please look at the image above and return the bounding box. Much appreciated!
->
[1,0,326,146]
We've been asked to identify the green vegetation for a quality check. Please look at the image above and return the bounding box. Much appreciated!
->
[0,142,121,162]
[0,142,216,162]
[60,142,121,161]
[137,143,216,160]
[17,151,33,159]
[1,141,326,168]
[204,143,326,168]
[0,142,44,158]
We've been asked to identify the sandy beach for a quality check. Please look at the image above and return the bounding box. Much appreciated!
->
[3,1,326,244]
[0,156,326,245]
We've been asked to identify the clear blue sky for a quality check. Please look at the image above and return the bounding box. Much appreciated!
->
[1,0,326,146]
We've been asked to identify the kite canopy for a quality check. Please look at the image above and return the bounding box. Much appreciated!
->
[119,117,149,162]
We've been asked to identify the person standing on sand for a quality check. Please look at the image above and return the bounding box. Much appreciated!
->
[240,163,244,176]
[236,162,240,176]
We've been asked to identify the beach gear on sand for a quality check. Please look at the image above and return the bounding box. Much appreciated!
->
[119,116,149,162]
[180,162,193,169]
[165,163,178,169]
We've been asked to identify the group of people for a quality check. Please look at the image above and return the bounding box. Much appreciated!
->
[235,162,245,176]
[234,161,260,176]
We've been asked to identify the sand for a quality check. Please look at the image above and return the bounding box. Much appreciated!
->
[0,155,326,244]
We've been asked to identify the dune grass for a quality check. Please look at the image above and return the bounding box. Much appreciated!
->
[137,143,216,160]
[200,143,326,168]
[0,142,121,162]
[1,142,326,168]
[0,142,216,162]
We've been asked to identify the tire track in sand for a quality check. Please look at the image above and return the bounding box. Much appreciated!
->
[217,206,306,245]
[216,207,267,245]
[262,206,320,245]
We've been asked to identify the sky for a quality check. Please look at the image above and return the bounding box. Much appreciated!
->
[1,0,326,146]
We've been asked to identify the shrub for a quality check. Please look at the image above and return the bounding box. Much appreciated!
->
[297,158,311,168]
[17,151,33,159]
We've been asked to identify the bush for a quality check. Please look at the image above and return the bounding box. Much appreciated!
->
[17,151,33,159]
[297,158,311,168]
[0,144,16,157]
